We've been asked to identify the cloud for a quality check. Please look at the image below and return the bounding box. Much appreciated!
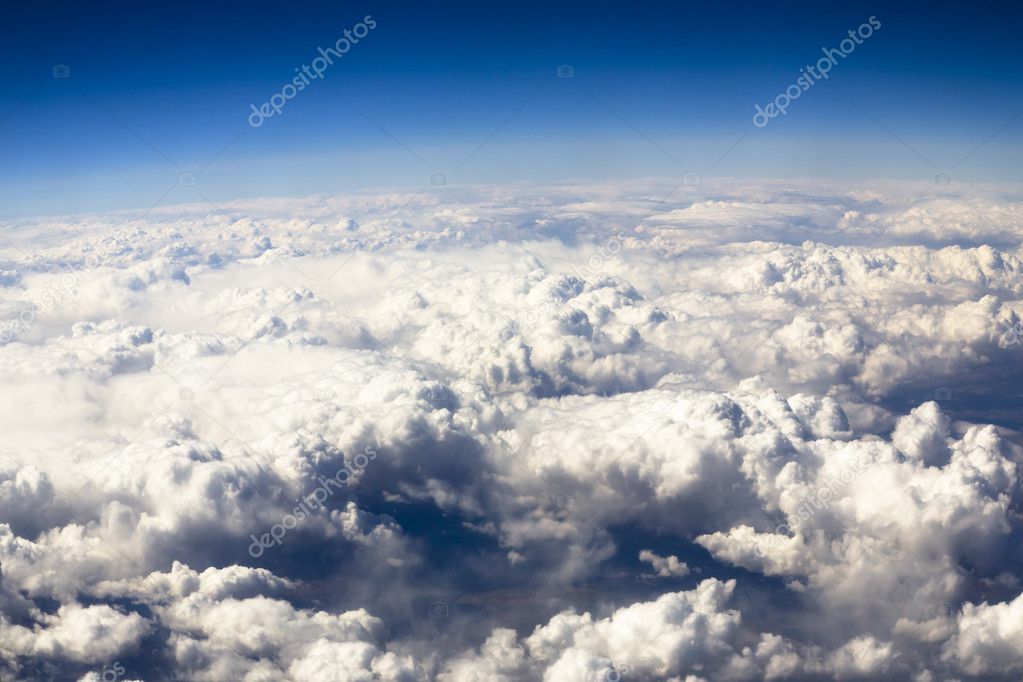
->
[442,579,774,681]
[2,179,1023,679]
[2,603,148,664]
[639,550,690,577]
[942,591,1023,675]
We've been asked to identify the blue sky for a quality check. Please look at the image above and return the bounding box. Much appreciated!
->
[1,0,1021,218]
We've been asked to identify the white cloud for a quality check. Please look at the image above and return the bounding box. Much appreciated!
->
[3,603,149,664]
[942,591,1023,675]
[2,179,1023,679]
[639,550,690,577]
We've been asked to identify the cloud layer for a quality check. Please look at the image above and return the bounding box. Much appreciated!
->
[2,179,1023,680]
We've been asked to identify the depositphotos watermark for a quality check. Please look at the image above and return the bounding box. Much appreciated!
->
[0,272,80,344]
[248,444,377,557]
[751,451,873,558]
[248,15,377,128]
[753,16,881,128]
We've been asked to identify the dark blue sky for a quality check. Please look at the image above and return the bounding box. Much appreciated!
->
[1,0,1021,218]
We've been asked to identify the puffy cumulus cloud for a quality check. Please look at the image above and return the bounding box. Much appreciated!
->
[6,561,419,681]
[162,597,413,681]
[526,579,747,678]
[487,380,869,567]
[3,179,1023,679]
[696,416,1023,653]
[941,591,1023,675]
[439,579,902,681]
[358,251,667,397]
[439,628,534,681]
[92,560,295,603]
[287,639,418,682]
[892,401,952,467]
[440,579,761,680]
[1,602,148,664]
[825,636,896,679]
[639,550,690,577]
[0,462,58,539]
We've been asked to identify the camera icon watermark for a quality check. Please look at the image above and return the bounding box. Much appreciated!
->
[934,387,952,401]
[926,601,955,619]
[430,173,447,186]
[179,387,195,401]
[553,494,574,509]
[1000,319,1023,346]
[935,173,952,186]
[556,64,575,78]
[178,172,196,187]
[52,495,68,509]
[428,601,448,617]
[605,664,630,681]
[682,172,701,187]
[52,64,70,79]
[99,661,126,682]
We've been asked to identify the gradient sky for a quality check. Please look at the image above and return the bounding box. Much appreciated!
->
[1,0,1021,218]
